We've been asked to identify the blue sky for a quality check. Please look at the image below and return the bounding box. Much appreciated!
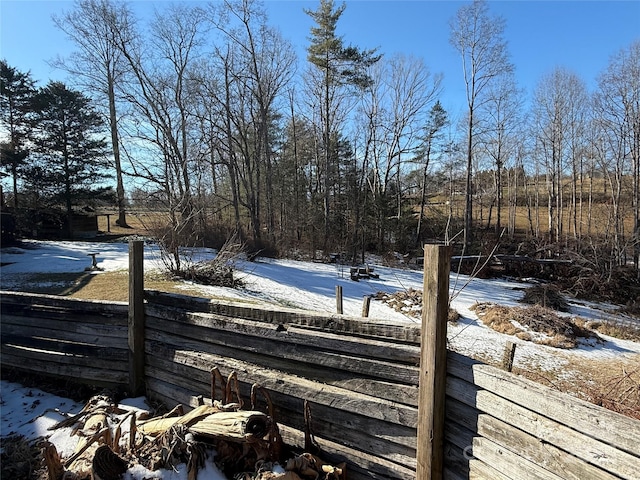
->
[1,0,639,117]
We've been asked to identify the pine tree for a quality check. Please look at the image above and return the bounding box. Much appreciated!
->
[305,0,380,248]
[0,60,37,208]
[29,81,110,237]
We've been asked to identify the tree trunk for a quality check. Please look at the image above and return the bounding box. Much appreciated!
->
[107,73,128,228]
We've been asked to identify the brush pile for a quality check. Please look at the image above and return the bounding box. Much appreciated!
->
[471,302,603,349]
[41,369,345,480]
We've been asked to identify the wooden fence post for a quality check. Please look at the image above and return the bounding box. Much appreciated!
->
[336,285,343,314]
[361,295,371,317]
[502,341,516,372]
[128,240,145,396]
[416,244,451,480]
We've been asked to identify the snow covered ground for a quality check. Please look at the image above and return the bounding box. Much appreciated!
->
[2,239,638,370]
[0,380,229,479]
[1,239,639,478]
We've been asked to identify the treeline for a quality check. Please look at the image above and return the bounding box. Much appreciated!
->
[1,0,638,276]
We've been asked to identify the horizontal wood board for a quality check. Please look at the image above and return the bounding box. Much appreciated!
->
[445,351,640,480]
[0,291,128,387]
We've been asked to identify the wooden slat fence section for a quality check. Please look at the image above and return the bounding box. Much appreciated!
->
[144,289,422,343]
[445,351,640,480]
[0,291,129,386]
[143,296,421,480]
[2,287,640,480]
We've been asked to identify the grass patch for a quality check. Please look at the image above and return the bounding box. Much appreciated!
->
[471,302,602,349]
[0,270,256,304]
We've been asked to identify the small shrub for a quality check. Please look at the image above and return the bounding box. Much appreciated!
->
[520,285,569,312]
[178,234,245,288]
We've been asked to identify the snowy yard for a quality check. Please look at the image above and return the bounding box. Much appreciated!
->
[1,239,639,479]
[2,239,638,372]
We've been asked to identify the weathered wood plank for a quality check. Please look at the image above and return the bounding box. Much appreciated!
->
[0,291,128,312]
[1,323,127,348]
[1,343,128,371]
[477,412,619,480]
[1,314,128,339]
[2,334,127,359]
[1,352,128,385]
[447,395,621,480]
[143,343,418,428]
[145,347,419,450]
[145,318,419,385]
[144,306,421,365]
[447,351,640,457]
[0,304,127,325]
[443,441,512,480]
[144,331,418,405]
[145,289,421,343]
[471,436,566,480]
[446,382,640,479]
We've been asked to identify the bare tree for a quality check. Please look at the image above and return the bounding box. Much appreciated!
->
[114,3,207,270]
[358,54,441,250]
[533,67,588,245]
[449,0,513,248]
[594,40,640,273]
[207,0,296,246]
[53,0,133,227]
[478,71,523,234]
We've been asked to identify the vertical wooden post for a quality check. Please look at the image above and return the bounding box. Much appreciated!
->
[501,341,516,372]
[335,285,343,314]
[361,295,371,317]
[416,244,451,480]
[128,240,145,396]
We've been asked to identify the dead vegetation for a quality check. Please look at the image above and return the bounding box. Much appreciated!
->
[373,289,460,323]
[4,370,346,480]
[586,365,640,420]
[177,234,245,288]
[583,320,640,342]
[519,284,569,311]
[0,435,42,480]
[471,302,603,349]
[513,358,640,421]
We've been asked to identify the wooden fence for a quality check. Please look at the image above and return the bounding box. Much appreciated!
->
[1,241,639,479]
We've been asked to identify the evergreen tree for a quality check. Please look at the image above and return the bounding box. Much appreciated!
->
[0,60,37,208]
[29,81,110,237]
[305,0,380,248]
